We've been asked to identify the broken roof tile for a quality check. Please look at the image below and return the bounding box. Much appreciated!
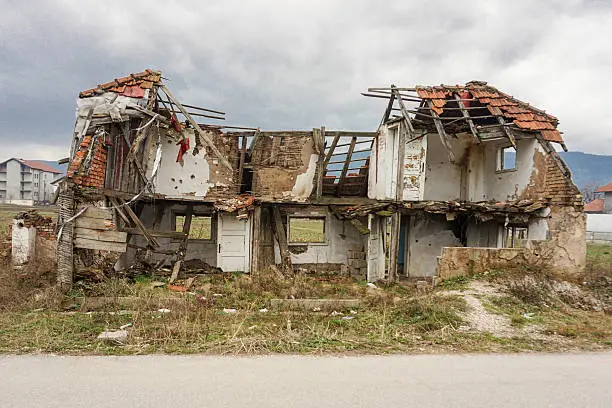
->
[513,120,556,130]
[413,81,564,144]
[540,129,563,143]
[79,68,162,99]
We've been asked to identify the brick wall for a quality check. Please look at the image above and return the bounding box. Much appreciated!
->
[67,134,108,188]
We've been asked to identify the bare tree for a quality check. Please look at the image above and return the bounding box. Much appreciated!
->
[580,181,600,203]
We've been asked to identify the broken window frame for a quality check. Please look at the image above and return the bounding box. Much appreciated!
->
[503,225,528,248]
[287,215,327,245]
[497,145,517,172]
[173,212,216,241]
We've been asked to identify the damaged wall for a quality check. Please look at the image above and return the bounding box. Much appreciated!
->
[250,132,318,201]
[436,246,525,280]
[404,213,461,277]
[119,202,218,268]
[422,133,471,201]
[151,128,239,200]
[270,206,367,272]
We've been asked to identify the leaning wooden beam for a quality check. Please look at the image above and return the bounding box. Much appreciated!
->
[337,136,357,196]
[119,198,160,248]
[162,109,225,120]
[108,197,131,226]
[495,116,517,149]
[119,123,154,193]
[323,132,341,169]
[156,99,226,115]
[426,100,456,163]
[160,85,233,171]
[170,206,192,283]
[272,206,293,274]
[454,94,481,144]
[391,86,416,135]
[381,90,396,125]
[237,134,248,189]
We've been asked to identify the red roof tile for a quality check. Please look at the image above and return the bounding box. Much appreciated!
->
[79,69,162,99]
[595,182,612,193]
[414,81,564,144]
[584,198,604,212]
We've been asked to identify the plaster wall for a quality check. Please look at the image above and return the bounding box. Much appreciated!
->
[422,133,471,201]
[405,214,461,277]
[150,129,236,200]
[468,138,540,202]
[273,207,366,266]
[368,125,399,200]
[466,220,500,247]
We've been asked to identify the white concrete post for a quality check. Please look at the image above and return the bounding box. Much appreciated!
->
[11,219,36,265]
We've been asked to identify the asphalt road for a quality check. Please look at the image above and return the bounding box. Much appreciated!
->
[1,353,610,407]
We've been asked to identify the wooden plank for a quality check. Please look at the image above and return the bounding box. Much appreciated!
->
[171,205,193,282]
[80,206,112,220]
[396,122,406,201]
[454,94,481,144]
[169,260,182,283]
[108,197,131,227]
[74,237,127,253]
[426,100,456,163]
[160,85,233,171]
[237,134,248,190]
[120,199,160,248]
[120,227,186,239]
[119,123,153,193]
[495,116,517,148]
[75,217,115,230]
[323,133,341,168]
[381,90,396,124]
[251,206,261,273]
[272,205,292,274]
[75,227,127,243]
[388,213,401,282]
[391,86,416,134]
[337,136,358,196]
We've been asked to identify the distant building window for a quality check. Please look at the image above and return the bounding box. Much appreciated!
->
[498,146,517,171]
[175,214,212,240]
[288,216,326,244]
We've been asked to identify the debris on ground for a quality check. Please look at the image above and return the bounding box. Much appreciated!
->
[223,308,237,314]
[157,308,171,313]
[97,330,129,344]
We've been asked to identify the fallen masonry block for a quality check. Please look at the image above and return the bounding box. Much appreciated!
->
[269,298,361,311]
[97,330,129,344]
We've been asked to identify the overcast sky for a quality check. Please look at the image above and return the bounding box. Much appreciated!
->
[1,0,611,161]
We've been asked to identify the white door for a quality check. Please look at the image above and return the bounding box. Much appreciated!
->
[367,214,385,282]
[217,214,251,273]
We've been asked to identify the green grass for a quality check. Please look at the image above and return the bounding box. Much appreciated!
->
[289,218,325,243]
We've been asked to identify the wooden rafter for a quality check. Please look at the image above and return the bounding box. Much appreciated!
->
[495,116,517,149]
[454,94,481,144]
[426,100,456,163]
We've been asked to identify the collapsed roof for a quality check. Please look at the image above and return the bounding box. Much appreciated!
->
[363,80,566,151]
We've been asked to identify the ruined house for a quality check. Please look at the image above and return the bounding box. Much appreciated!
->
[55,71,585,289]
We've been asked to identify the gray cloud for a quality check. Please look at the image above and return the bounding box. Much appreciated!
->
[1,0,611,160]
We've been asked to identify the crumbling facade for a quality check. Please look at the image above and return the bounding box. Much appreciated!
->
[55,71,585,289]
